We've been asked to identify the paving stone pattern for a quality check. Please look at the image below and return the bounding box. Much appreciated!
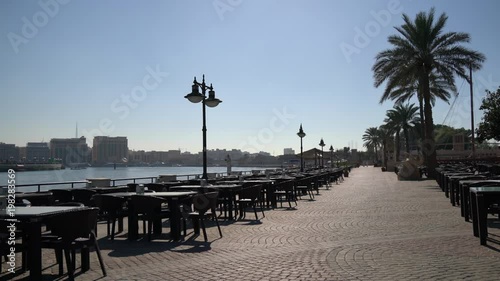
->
[4,167,500,280]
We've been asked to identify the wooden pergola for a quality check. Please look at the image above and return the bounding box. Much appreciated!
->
[296,148,326,168]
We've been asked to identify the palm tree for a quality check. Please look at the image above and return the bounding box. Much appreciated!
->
[362,127,380,163]
[384,110,402,162]
[377,125,391,169]
[379,71,457,141]
[409,118,424,154]
[373,8,485,178]
[385,104,420,158]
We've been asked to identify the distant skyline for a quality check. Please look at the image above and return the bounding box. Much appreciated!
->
[2,0,499,155]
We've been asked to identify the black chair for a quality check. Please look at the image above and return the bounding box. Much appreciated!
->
[144,183,168,192]
[71,189,97,206]
[14,199,31,207]
[50,189,73,204]
[130,195,171,241]
[274,180,297,209]
[127,183,139,192]
[91,195,128,240]
[295,177,315,201]
[320,173,331,190]
[0,219,27,273]
[329,172,340,185]
[20,192,54,206]
[55,202,85,207]
[42,208,106,280]
[237,185,265,220]
[184,192,222,242]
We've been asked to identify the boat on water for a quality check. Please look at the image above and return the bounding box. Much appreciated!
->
[70,166,87,170]
[68,163,91,170]
[0,163,63,172]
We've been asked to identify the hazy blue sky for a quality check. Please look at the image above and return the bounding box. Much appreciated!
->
[2,0,499,155]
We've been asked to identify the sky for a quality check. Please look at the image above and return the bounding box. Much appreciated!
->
[1,0,499,155]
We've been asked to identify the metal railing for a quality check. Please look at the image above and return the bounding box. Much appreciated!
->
[0,171,255,192]
[2,181,89,193]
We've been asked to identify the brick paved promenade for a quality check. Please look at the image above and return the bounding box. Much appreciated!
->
[5,166,500,280]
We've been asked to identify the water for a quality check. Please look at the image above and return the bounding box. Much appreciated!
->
[0,166,270,192]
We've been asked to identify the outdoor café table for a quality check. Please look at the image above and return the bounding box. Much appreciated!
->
[459,180,500,221]
[0,206,87,281]
[106,191,196,241]
[442,172,474,197]
[15,192,54,206]
[288,174,306,179]
[49,186,129,194]
[469,186,500,245]
[449,175,486,206]
[269,176,296,183]
[154,181,185,191]
[88,186,130,194]
[170,185,242,220]
[216,180,276,208]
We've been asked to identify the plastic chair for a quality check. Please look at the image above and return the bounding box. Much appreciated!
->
[42,208,106,280]
[71,189,97,206]
[91,195,128,240]
[130,195,171,241]
[185,191,222,242]
[20,192,54,206]
[50,189,73,204]
[295,177,315,200]
[127,183,138,192]
[0,219,28,273]
[55,202,85,207]
[237,185,265,220]
[274,180,297,209]
[14,199,31,207]
[144,183,168,192]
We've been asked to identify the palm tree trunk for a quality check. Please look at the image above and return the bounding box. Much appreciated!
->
[421,70,437,178]
[418,93,425,139]
[395,132,400,161]
[418,91,425,161]
[404,128,410,154]
[383,140,388,168]
[374,146,379,163]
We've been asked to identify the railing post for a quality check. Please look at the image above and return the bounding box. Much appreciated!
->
[38,184,41,192]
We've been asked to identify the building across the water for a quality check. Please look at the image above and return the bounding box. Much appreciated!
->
[26,142,50,163]
[0,143,19,163]
[50,136,90,165]
[92,136,128,165]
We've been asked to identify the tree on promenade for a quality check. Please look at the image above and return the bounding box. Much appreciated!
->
[377,125,391,169]
[476,87,500,143]
[362,127,381,163]
[384,103,419,160]
[379,71,456,144]
[373,7,485,178]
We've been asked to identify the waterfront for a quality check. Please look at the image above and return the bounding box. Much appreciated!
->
[5,167,500,280]
[0,166,270,192]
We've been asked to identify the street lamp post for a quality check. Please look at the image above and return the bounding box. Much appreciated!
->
[185,75,222,180]
[329,145,333,168]
[297,124,306,172]
[319,138,325,168]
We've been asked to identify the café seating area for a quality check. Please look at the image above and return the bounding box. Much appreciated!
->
[435,162,500,246]
[5,166,500,280]
[0,167,348,280]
